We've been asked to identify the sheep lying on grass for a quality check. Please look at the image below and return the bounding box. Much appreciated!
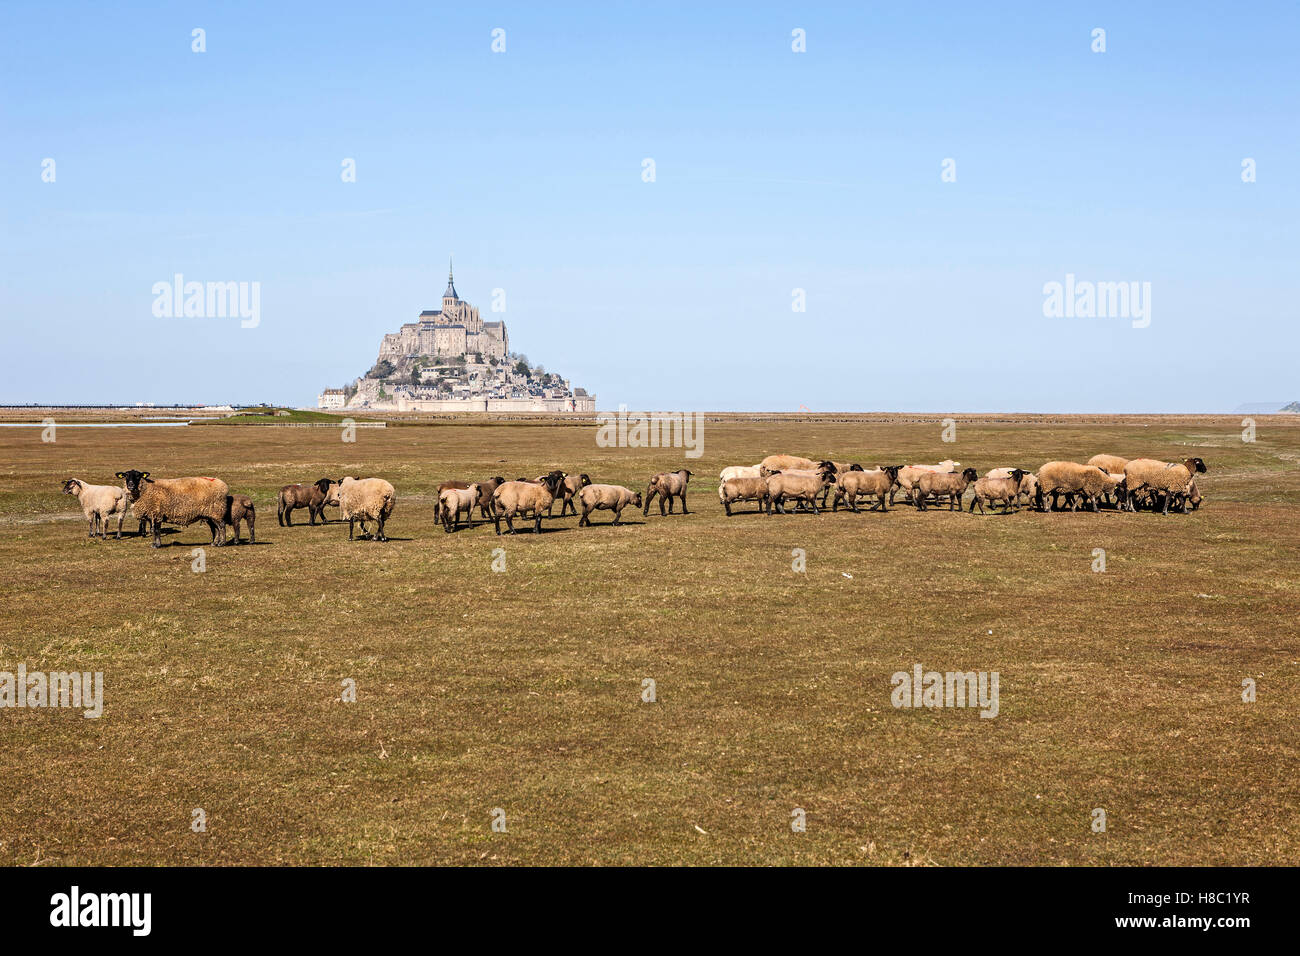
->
[577,484,642,526]
[493,471,564,534]
[914,468,978,512]
[1123,457,1207,514]
[970,469,1026,514]
[718,476,770,516]
[278,478,338,526]
[644,469,693,516]
[116,470,229,548]
[224,494,256,544]
[62,478,129,539]
[832,466,901,513]
[439,484,480,532]
[328,477,397,541]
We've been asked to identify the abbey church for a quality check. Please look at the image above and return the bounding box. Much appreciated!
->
[377,263,508,364]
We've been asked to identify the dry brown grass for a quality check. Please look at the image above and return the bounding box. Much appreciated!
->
[1,413,1297,865]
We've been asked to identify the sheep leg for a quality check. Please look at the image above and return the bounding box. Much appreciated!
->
[208,517,226,545]
[612,506,623,526]
[88,515,97,538]
[247,513,255,544]
[349,518,356,540]
[376,515,387,541]
[151,519,162,548]
[277,500,286,527]
[679,492,689,515]
[723,501,732,516]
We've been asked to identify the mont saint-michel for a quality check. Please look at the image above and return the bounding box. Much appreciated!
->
[318,263,595,412]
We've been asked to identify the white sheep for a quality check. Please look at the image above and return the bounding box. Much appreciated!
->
[438,484,479,532]
[329,477,397,541]
[62,478,129,539]
[577,484,643,526]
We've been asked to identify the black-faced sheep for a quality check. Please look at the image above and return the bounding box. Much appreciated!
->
[224,494,256,544]
[832,466,901,512]
[893,460,961,505]
[116,470,229,548]
[577,484,642,526]
[62,478,129,539]
[643,469,693,516]
[548,473,591,517]
[1122,457,1207,514]
[278,478,338,526]
[914,468,978,512]
[765,465,835,515]
[970,469,1026,514]
[327,477,397,541]
[1035,461,1115,512]
[492,471,564,534]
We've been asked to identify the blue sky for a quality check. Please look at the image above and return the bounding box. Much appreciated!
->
[2,1,1296,411]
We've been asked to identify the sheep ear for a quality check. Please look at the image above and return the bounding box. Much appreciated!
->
[114,472,124,478]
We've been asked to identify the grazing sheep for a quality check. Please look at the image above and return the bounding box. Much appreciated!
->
[1035,461,1115,512]
[492,471,564,534]
[224,494,256,544]
[577,484,642,526]
[832,466,901,512]
[718,476,771,516]
[328,476,397,541]
[914,468,978,512]
[116,470,229,548]
[893,460,961,505]
[1122,457,1207,514]
[548,473,591,517]
[643,469,693,516]
[719,464,763,482]
[278,478,338,526]
[439,484,480,532]
[970,469,1026,514]
[765,466,835,515]
[61,478,130,539]
[1182,477,1204,511]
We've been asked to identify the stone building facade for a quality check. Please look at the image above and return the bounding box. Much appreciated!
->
[378,264,508,363]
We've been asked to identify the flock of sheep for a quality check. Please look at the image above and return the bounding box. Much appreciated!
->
[57,452,1207,547]
[717,453,1208,516]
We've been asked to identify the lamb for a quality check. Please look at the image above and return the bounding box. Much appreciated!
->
[765,466,836,515]
[914,467,978,511]
[1122,457,1207,514]
[61,478,129,539]
[969,469,1026,514]
[328,476,397,541]
[492,471,564,534]
[577,484,642,526]
[115,470,229,548]
[1034,461,1115,512]
[718,476,771,516]
[643,469,693,516]
[1017,472,1039,508]
[893,460,961,505]
[224,494,256,544]
[277,478,338,526]
[438,484,480,532]
[548,473,591,517]
[832,466,901,512]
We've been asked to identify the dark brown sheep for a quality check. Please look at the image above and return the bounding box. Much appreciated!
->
[278,478,338,526]
[224,494,256,544]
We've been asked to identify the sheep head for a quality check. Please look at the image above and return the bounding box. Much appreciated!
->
[961,468,978,482]
[61,479,82,495]
[1186,457,1207,473]
[115,470,152,499]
